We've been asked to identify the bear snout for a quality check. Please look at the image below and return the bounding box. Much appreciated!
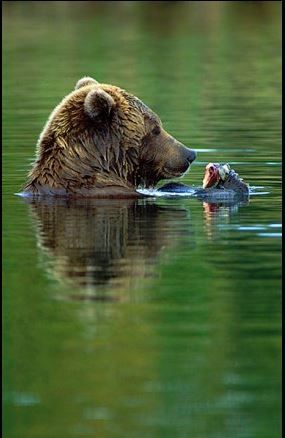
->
[163,144,196,177]
[185,148,197,164]
[176,144,197,171]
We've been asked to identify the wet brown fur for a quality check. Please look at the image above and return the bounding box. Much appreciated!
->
[23,77,196,197]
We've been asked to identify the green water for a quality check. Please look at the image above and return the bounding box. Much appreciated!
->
[3,2,282,437]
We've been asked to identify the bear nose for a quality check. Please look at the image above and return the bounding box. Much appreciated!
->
[186,149,197,164]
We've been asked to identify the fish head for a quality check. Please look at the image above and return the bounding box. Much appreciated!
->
[202,163,220,189]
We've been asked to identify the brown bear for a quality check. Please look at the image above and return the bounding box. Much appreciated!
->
[23,76,196,198]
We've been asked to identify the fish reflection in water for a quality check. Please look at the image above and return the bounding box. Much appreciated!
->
[23,197,194,300]
[203,199,250,240]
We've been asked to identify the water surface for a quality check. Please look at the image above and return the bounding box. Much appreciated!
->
[3,2,281,437]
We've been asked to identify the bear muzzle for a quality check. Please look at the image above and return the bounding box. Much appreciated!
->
[163,145,197,177]
[186,149,197,164]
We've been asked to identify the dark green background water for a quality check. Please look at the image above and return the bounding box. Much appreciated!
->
[3,2,282,437]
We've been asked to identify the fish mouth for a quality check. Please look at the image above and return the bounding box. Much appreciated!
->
[202,163,220,189]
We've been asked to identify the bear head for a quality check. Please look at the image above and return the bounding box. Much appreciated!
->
[24,76,196,196]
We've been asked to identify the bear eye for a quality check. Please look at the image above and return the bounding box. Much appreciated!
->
[152,126,161,136]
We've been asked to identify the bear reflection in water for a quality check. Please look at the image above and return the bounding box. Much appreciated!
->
[23,196,248,301]
[24,197,194,300]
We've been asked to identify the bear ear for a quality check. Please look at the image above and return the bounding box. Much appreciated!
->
[84,88,115,119]
[75,76,98,90]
